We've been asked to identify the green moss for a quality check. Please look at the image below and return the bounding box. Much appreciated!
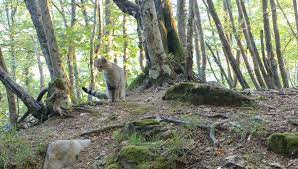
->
[49,78,66,90]
[105,163,121,169]
[138,158,172,169]
[127,70,148,91]
[267,132,298,156]
[163,83,252,106]
[119,145,153,164]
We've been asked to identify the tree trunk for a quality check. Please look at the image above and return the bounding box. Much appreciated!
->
[226,0,261,89]
[270,0,289,88]
[25,0,54,80]
[194,1,207,82]
[88,0,98,101]
[26,0,69,117]
[293,0,298,38]
[276,0,297,41]
[194,27,201,76]
[0,48,18,128]
[236,0,268,89]
[123,14,128,80]
[206,0,249,89]
[260,30,270,74]
[154,0,184,74]
[206,43,233,88]
[105,0,113,58]
[80,0,89,26]
[137,18,145,72]
[0,65,42,115]
[185,0,194,80]
[139,0,173,80]
[66,0,77,102]
[32,36,45,90]
[262,0,282,89]
[176,0,186,48]
[5,5,17,81]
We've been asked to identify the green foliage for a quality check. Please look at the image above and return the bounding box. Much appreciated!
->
[0,130,34,169]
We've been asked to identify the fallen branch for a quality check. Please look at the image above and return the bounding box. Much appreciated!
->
[80,124,124,136]
[142,115,226,146]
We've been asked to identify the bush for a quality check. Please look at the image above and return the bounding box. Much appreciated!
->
[0,130,36,169]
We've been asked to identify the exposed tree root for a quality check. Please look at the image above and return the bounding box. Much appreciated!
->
[80,115,226,147]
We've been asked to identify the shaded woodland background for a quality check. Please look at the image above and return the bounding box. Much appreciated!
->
[0,0,297,126]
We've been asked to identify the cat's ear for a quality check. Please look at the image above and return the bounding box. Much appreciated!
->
[101,57,107,63]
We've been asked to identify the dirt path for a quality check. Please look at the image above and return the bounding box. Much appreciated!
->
[20,88,298,168]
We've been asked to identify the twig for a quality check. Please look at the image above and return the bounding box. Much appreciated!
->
[80,124,124,136]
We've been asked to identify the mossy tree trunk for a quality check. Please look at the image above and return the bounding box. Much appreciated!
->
[113,0,185,79]
[25,0,69,117]
[139,0,174,80]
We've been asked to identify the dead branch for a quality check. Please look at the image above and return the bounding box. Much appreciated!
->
[80,124,124,136]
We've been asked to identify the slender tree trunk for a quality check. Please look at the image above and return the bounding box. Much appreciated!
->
[105,0,113,58]
[194,27,201,76]
[176,0,186,48]
[206,43,233,88]
[223,0,233,84]
[260,30,270,74]
[139,0,173,80]
[206,53,221,83]
[185,0,194,80]
[233,50,240,88]
[293,0,298,38]
[0,48,18,128]
[194,1,207,82]
[226,0,261,89]
[5,5,17,80]
[270,0,289,88]
[95,0,103,54]
[32,36,45,90]
[80,0,89,26]
[123,14,128,80]
[206,0,249,89]
[137,20,145,71]
[88,0,98,101]
[66,0,77,102]
[263,0,282,89]
[276,0,297,41]
[237,0,268,89]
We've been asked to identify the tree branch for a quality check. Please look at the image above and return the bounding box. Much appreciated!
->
[113,0,140,20]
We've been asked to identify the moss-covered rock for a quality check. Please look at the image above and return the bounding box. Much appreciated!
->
[267,132,298,156]
[123,119,171,141]
[105,145,173,169]
[163,83,252,106]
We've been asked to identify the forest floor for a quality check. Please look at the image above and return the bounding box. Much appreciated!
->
[20,86,298,169]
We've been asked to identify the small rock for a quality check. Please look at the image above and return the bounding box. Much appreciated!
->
[43,139,91,169]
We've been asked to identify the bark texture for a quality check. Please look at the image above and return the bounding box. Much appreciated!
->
[139,0,173,80]
[0,48,18,127]
[270,0,289,88]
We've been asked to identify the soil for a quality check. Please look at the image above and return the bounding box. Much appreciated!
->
[19,87,298,169]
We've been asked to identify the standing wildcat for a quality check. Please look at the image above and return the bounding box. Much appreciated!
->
[94,57,126,102]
